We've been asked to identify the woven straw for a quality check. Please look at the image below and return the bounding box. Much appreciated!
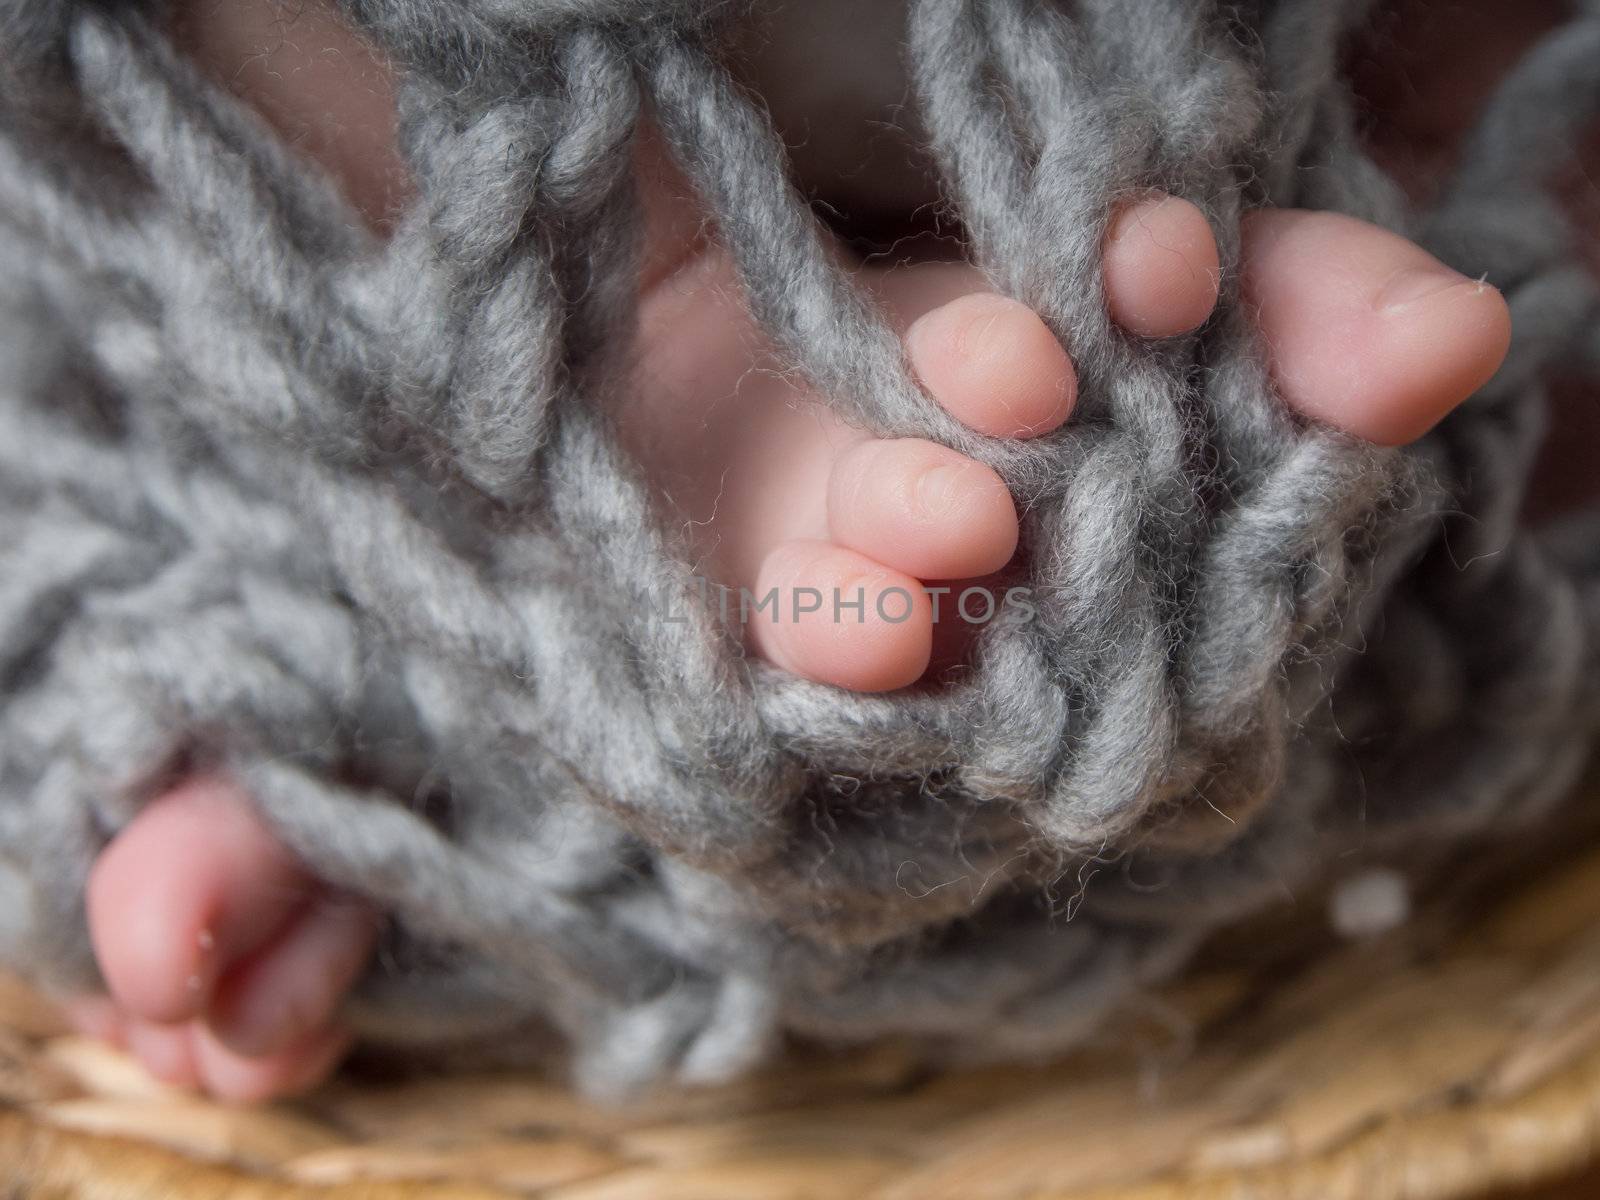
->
[5,778,1600,1199]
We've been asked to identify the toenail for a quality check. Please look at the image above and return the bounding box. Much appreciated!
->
[954,295,1022,360]
[1110,194,1212,264]
[1110,193,1175,246]
[907,292,1014,363]
[915,462,967,516]
[1375,265,1479,313]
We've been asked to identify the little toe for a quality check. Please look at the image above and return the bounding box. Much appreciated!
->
[1242,209,1512,445]
[1103,192,1222,337]
[751,540,933,692]
[191,1022,351,1104]
[208,891,379,1059]
[904,292,1077,438]
[87,779,316,1025]
[828,439,1018,580]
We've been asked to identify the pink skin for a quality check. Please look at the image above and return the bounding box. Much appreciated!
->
[81,780,374,1101]
[67,0,1517,1100]
[1103,193,1224,339]
[1242,210,1511,446]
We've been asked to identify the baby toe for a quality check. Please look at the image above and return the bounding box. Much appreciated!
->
[87,779,316,1025]
[1103,192,1221,338]
[750,540,933,692]
[208,892,378,1059]
[828,439,1018,580]
[905,292,1077,438]
[191,1023,350,1104]
[1243,209,1512,445]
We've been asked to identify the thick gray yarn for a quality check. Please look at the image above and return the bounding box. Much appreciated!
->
[2,0,1599,1096]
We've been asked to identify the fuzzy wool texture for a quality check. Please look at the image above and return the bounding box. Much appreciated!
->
[1,0,1599,1098]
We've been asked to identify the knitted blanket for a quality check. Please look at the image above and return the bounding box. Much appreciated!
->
[1,0,1598,1097]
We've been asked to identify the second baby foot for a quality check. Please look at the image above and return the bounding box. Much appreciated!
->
[71,780,378,1103]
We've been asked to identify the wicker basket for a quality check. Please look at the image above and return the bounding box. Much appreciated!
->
[5,783,1600,1199]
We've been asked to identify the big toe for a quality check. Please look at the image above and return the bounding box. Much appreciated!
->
[87,779,316,1024]
[207,890,378,1058]
[1243,209,1512,445]
[192,1022,352,1104]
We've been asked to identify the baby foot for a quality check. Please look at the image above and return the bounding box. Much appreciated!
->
[628,171,1509,691]
[623,190,1224,691]
[69,780,377,1103]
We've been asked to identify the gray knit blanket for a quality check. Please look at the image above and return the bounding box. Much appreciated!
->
[2,0,1599,1097]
